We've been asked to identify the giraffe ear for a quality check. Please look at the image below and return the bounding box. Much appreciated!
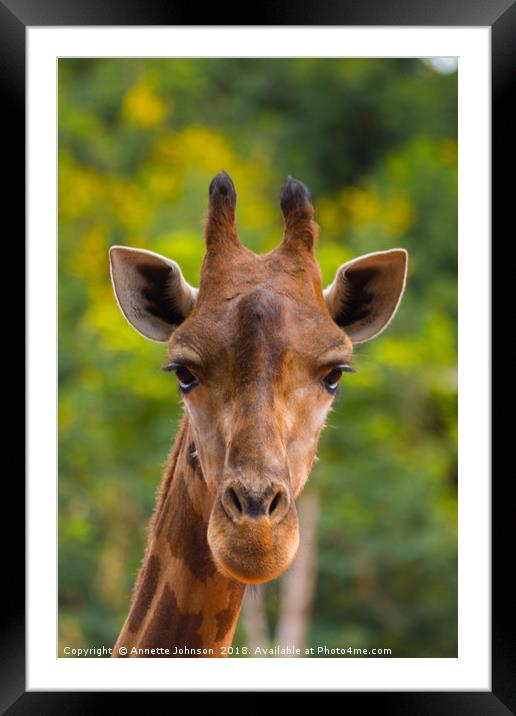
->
[323,249,408,344]
[109,246,198,342]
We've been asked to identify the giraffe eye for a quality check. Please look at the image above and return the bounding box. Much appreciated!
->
[163,363,199,393]
[322,364,355,393]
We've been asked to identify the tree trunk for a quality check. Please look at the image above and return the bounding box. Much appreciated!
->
[275,489,319,655]
[241,586,269,655]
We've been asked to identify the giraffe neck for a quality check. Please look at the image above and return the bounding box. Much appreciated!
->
[113,417,245,658]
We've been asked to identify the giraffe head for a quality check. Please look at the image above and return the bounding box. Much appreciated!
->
[109,172,407,584]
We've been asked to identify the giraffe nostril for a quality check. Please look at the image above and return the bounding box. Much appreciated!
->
[221,481,290,524]
[268,490,282,516]
[228,488,243,515]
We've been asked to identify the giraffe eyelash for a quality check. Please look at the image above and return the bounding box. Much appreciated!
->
[162,363,199,393]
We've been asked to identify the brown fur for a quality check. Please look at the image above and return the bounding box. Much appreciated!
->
[215,580,244,641]
[166,472,217,583]
[128,554,161,633]
[140,584,203,656]
[113,423,245,657]
[150,418,188,536]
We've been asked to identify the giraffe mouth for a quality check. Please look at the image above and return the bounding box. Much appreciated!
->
[206,495,300,584]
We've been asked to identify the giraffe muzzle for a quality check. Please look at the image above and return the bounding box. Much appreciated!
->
[207,479,299,584]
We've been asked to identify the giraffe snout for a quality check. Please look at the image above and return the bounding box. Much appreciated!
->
[221,481,290,525]
[207,476,299,584]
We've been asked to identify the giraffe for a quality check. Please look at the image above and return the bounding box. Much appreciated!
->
[109,172,408,657]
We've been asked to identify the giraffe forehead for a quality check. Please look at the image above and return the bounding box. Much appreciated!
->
[233,289,287,371]
[175,286,337,370]
[235,286,285,324]
[229,289,348,376]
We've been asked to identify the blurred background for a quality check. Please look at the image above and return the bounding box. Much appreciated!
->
[58,58,457,657]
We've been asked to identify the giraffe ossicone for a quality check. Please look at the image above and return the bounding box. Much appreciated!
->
[109,172,408,657]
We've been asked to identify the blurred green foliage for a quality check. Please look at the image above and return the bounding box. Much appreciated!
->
[58,59,457,657]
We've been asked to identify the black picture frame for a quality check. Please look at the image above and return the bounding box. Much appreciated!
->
[4,0,511,711]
